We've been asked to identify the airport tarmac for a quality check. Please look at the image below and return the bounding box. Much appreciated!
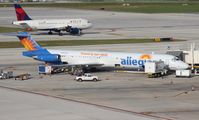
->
[1,6,199,120]
[1,44,199,120]
[1,7,199,42]
[0,87,156,120]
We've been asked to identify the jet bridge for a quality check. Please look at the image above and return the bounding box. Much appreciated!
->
[166,43,199,75]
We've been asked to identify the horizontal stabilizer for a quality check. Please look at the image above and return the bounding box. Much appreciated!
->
[23,49,50,57]
[17,31,30,37]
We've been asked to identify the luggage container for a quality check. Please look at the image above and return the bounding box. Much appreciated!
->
[176,70,191,78]
[38,65,52,74]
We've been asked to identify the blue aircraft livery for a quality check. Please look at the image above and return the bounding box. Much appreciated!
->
[121,56,146,66]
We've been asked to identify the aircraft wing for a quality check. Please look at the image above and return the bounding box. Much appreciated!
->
[45,62,104,67]
[40,25,81,35]
[41,25,68,30]
[68,63,104,67]
[19,23,31,28]
[46,25,76,31]
[40,26,68,32]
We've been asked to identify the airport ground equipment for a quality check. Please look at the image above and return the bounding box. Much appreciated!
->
[176,70,191,78]
[184,50,199,65]
[154,37,173,42]
[75,73,98,82]
[38,65,68,74]
[145,61,168,78]
[69,66,84,76]
[38,65,52,74]
[167,44,199,71]
[194,68,199,75]
[0,70,13,79]
[15,74,31,80]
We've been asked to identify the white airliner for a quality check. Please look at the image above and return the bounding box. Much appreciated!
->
[12,4,92,35]
[17,32,189,71]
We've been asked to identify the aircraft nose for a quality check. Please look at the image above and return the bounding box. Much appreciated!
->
[184,63,190,69]
[182,63,189,70]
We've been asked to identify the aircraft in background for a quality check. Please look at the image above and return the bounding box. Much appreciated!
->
[12,4,92,36]
[17,32,189,73]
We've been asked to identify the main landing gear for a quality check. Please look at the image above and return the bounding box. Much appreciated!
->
[48,30,53,35]
[48,30,63,36]
[58,31,63,36]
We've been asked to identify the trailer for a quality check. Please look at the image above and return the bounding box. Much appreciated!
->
[176,70,191,78]
[38,65,67,74]
[145,61,168,78]
[0,70,13,79]
[15,74,31,80]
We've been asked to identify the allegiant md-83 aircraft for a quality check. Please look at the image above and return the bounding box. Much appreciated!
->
[12,4,92,36]
[17,32,189,72]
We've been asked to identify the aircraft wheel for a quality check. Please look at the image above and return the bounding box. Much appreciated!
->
[78,30,81,36]
[78,78,82,82]
[59,32,63,36]
[93,78,97,82]
[48,31,53,35]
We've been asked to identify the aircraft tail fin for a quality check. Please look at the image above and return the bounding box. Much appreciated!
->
[17,32,42,51]
[14,4,32,21]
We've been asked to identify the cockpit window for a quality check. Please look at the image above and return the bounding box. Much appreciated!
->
[88,21,91,23]
[172,57,180,62]
[174,57,180,61]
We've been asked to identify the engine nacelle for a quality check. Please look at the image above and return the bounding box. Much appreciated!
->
[34,54,61,62]
[69,27,80,35]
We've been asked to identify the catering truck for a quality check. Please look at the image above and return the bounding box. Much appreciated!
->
[145,61,168,78]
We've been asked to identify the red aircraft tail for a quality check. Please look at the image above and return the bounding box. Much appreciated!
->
[14,4,32,21]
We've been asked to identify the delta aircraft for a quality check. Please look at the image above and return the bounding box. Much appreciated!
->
[12,4,92,36]
[17,32,189,72]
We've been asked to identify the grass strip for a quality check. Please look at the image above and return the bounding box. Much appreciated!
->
[1,3,199,13]
[0,27,22,33]
[0,39,154,48]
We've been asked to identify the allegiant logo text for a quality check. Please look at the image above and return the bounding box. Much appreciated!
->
[121,57,146,66]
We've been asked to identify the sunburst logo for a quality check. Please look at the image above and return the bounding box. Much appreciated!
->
[20,37,36,51]
[140,54,152,60]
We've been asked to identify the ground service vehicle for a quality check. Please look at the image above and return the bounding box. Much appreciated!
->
[75,73,98,82]
[0,70,13,79]
[176,70,191,78]
[145,61,168,78]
